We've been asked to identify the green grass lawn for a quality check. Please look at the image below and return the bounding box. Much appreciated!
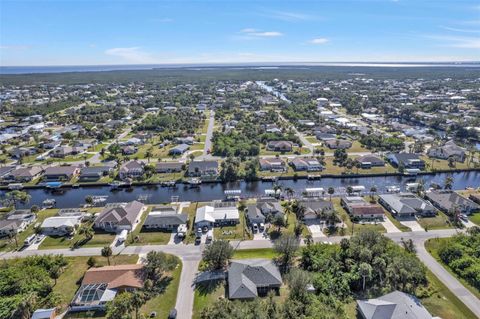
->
[416,211,453,230]
[384,210,411,232]
[128,207,172,246]
[0,208,58,252]
[321,157,397,175]
[469,213,480,226]
[305,136,318,143]
[193,279,225,319]
[425,238,480,300]
[232,248,278,259]
[348,141,370,153]
[214,211,251,241]
[421,156,472,172]
[140,257,182,318]
[329,198,386,236]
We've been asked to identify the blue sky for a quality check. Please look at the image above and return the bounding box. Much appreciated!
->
[1,0,479,66]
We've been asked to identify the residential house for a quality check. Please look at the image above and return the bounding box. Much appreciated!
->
[0,209,37,237]
[246,199,284,226]
[355,155,385,169]
[228,259,282,299]
[266,140,293,152]
[40,215,82,236]
[94,201,146,232]
[119,160,144,180]
[156,161,184,173]
[0,166,15,179]
[195,202,239,230]
[169,144,189,155]
[188,160,219,178]
[378,193,437,217]
[469,193,480,205]
[357,290,433,319]
[427,140,466,162]
[175,136,195,145]
[290,157,323,171]
[387,153,425,170]
[71,264,145,311]
[9,147,37,159]
[425,190,480,215]
[246,205,266,226]
[5,166,44,182]
[324,139,352,149]
[341,196,385,220]
[298,200,334,221]
[121,146,137,155]
[259,158,286,172]
[79,166,112,182]
[43,166,79,181]
[51,146,85,158]
[143,205,188,231]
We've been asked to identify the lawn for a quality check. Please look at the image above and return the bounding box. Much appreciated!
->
[193,279,225,319]
[321,157,397,175]
[140,257,182,318]
[416,211,453,230]
[0,208,58,252]
[425,238,480,300]
[305,136,318,144]
[213,211,250,241]
[421,156,471,172]
[348,141,370,153]
[55,255,138,313]
[232,248,278,259]
[469,213,480,226]
[128,207,172,246]
[329,198,386,236]
[383,209,411,232]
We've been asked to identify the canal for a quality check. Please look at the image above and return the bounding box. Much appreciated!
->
[7,171,480,208]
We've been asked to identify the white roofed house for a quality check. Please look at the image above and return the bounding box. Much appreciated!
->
[195,202,239,230]
[289,157,323,171]
[40,215,83,236]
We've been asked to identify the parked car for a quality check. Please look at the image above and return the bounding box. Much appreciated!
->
[168,309,177,319]
[252,223,258,233]
[195,235,201,245]
[24,234,36,246]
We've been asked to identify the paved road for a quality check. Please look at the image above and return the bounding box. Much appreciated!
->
[2,228,478,318]
[276,111,313,155]
[201,110,215,160]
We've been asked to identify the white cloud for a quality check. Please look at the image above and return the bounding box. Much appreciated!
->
[239,28,283,38]
[0,45,30,50]
[428,35,480,49]
[104,47,157,63]
[263,10,315,22]
[309,38,329,44]
[439,26,480,33]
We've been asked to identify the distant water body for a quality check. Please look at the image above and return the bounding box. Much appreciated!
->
[1,62,479,74]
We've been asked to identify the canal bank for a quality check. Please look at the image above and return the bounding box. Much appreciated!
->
[4,170,479,209]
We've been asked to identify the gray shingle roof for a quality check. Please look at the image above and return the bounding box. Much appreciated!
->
[357,291,432,319]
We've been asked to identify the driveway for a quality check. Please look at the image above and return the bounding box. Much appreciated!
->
[381,217,401,233]
[176,257,201,319]
[400,219,424,232]
[305,220,326,238]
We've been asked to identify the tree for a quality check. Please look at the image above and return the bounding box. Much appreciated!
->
[30,205,40,214]
[274,234,299,272]
[202,240,234,270]
[369,186,377,201]
[101,246,113,265]
[106,292,134,319]
[87,256,97,268]
[131,291,146,319]
[346,186,353,196]
[4,190,31,209]
[286,268,311,301]
[327,187,335,201]
[79,224,94,241]
[444,175,454,190]
[359,262,373,291]
[85,195,93,206]
[273,214,286,232]
[49,265,62,286]
[144,251,178,281]
[401,238,416,254]
[13,292,38,319]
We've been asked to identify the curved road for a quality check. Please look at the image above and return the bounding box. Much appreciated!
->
[1,229,478,319]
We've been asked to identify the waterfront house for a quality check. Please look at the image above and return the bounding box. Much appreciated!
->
[43,165,79,181]
[187,160,219,178]
[266,140,293,152]
[143,205,188,231]
[425,190,480,215]
[228,259,282,300]
[340,196,385,220]
[5,166,44,182]
[40,215,82,236]
[259,158,286,172]
[298,200,334,221]
[155,161,184,173]
[355,155,385,168]
[94,201,146,233]
[0,209,37,238]
[71,264,145,311]
[79,166,112,182]
[378,193,436,217]
[386,153,425,170]
[194,202,239,230]
[290,157,323,171]
[119,160,144,180]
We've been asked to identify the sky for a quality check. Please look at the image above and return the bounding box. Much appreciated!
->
[1,0,479,66]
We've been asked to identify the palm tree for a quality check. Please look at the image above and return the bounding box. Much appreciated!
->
[101,246,113,265]
[131,291,146,319]
[444,175,454,190]
[79,225,94,241]
[284,187,295,200]
[14,292,37,319]
[370,186,377,201]
[49,265,62,286]
[346,186,353,196]
[145,149,152,163]
[327,187,335,201]
[4,190,31,209]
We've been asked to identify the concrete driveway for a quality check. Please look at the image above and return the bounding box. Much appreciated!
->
[381,217,401,233]
[305,220,326,237]
[400,219,424,232]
